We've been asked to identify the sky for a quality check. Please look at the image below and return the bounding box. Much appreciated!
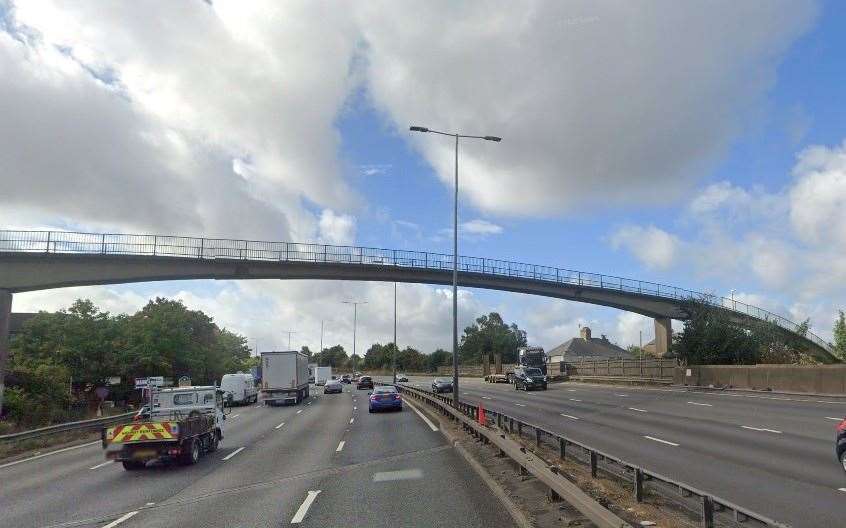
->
[2,0,845,355]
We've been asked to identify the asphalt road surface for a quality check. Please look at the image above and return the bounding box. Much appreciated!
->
[389,375,846,528]
[0,384,513,528]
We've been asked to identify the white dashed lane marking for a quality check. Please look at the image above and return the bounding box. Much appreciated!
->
[560,414,580,420]
[741,426,782,434]
[102,511,139,528]
[644,435,679,447]
[628,407,648,413]
[290,490,321,524]
[687,402,713,407]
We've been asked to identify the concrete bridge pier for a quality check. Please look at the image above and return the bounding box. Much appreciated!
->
[654,316,672,356]
[0,289,11,416]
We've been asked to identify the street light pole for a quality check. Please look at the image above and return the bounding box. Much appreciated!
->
[409,125,501,407]
[342,301,367,366]
[319,320,324,354]
[393,282,397,384]
[283,330,297,351]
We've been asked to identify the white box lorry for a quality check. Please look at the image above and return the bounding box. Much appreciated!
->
[260,350,310,405]
[314,366,332,386]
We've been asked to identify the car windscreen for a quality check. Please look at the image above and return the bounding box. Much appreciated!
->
[524,368,542,376]
[373,387,396,394]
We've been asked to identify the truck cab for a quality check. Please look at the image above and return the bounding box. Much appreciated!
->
[104,386,227,470]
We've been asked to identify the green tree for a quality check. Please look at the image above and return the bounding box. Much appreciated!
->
[300,345,312,357]
[427,349,452,372]
[313,344,348,367]
[834,311,846,361]
[459,312,527,364]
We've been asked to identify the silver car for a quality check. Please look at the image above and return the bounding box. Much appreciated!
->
[323,379,343,394]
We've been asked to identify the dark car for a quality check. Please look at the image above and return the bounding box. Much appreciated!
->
[396,374,409,382]
[341,374,352,384]
[514,367,547,391]
[368,386,402,413]
[837,418,846,472]
[357,375,374,390]
[323,379,343,394]
[432,378,453,393]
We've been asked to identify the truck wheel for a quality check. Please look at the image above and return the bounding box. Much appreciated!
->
[122,461,144,471]
[181,439,200,465]
[208,432,220,452]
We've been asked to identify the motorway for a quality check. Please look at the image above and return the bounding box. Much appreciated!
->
[0,384,513,528]
[390,376,846,528]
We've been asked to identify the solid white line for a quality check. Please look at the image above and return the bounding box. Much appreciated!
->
[741,426,782,434]
[826,417,843,421]
[102,511,139,528]
[567,389,577,392]
[231,414,240,419]
[615,394,628,397]
[336,441,345,452]
[275,422,286,429]
[560,414,580,420]
[481,396,492,400]
[0,440,101,469]
[838,488,846,492]
[687,402,713,407]
[290,490,321,524]
[296,410,303,414]
[349,417,354,424]
[643,435,679,447]
[222,447,246,460]
[569,398,582,402]
[404,399,439,431]
[514,403,526,407]
[628,407,648,413]
[89,460,114,470]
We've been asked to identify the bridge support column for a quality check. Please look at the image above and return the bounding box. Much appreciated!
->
[0,290,11,416]
[654,317,672,356]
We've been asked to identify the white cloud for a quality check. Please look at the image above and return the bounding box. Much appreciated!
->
[609,225,679,270]
[2,1,362,239]
[360,0,816,215]
[615,312,652,348]
[789,140,846,247]
[461,219,503,236]
[317,210,356,245]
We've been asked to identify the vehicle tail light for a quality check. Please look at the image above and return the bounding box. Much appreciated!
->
[168,448,181,456]
[370,395,378,401]
[837,419,846,432]
[393,394,401,400]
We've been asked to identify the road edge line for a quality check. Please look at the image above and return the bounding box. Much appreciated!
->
[0,440,101,469]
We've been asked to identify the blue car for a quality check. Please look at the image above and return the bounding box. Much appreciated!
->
[368,386,402,413]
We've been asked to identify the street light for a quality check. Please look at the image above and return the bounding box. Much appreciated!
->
[282,330,297,351]
[342,300,367,364]
[409,125,502,406]
[392,282,397,384]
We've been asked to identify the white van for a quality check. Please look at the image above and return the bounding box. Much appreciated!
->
[220,373,258,405]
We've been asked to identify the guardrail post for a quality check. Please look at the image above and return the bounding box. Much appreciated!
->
[45,231,51,253]
[517,421,523,436]
[535,428,542,447]
[634,468,644,502]
[199,238,204,258]
[559,437,566,460]
[101,233,106,254]
[497,413,502,429]
[701,496,715,528]
[590,451,598,477]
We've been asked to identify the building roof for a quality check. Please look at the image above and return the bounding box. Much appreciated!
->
[548,336,633,359]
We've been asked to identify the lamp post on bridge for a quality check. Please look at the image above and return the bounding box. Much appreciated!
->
[409,125,501,407]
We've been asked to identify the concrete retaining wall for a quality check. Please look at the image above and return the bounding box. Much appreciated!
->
[675,365,846,394]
